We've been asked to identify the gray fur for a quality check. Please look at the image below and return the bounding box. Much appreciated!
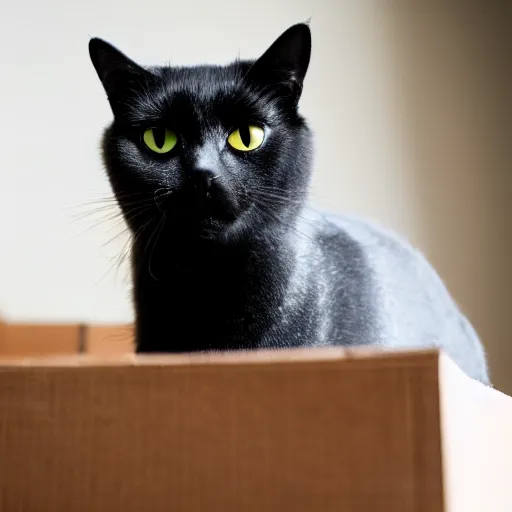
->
[278,207,490,384]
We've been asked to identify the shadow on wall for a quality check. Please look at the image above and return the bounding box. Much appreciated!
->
[383,3,512,393]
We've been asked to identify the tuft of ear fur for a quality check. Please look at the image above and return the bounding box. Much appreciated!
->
[245,23,312,106]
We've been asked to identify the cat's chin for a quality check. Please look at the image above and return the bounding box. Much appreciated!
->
[193,211,251,244]
[196,217,229,240]
[168,213,237,243]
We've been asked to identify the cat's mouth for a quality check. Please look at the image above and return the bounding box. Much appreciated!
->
[154,176,249,233]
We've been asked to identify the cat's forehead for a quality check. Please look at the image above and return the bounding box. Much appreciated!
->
[154,64,247,96]
[128,61,273,126]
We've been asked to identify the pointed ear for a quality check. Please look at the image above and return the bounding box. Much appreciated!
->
[245,23,311,105]
[89,38,153,116]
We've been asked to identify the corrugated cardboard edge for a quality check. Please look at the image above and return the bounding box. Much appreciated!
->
[440,354,512,512]
[404,349,444,512]
[0,345,436,366]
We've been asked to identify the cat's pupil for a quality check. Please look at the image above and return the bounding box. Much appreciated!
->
[239,126,251,147]
[153,128,166,148]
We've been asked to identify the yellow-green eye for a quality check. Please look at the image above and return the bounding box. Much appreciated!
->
[143,127,178,154]
[227,125,264,152]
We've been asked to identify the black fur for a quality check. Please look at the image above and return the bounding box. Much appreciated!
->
[89,24,333,352]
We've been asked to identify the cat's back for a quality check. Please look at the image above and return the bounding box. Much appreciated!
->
[304,208,490,384]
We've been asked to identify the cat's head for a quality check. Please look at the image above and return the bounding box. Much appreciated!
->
[89,23,312,243]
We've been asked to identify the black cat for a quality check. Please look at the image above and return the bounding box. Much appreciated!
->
[89,23,489,383]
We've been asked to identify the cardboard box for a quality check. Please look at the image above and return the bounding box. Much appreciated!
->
[0,323,80,357]
[0,348,510,511]
[0,321,132,357]
[85,325,134,355]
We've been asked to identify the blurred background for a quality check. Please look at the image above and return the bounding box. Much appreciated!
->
[0,2,510,391]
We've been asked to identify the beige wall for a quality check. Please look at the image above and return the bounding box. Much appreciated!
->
[0,1,419,320]
[0,2,509,390]
[382,3,511,392]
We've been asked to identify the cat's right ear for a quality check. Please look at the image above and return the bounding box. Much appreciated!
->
[89,38,151,116]
[245,23,311,107]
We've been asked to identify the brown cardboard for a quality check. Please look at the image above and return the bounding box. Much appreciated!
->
[0,348,510,511]
[0,321,132,357]
[0,318,5,353]
[85,325,134,355]
[0,323,80,357]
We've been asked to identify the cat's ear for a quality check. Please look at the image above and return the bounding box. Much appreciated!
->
[246,23,311,105]
[89,38,152,116]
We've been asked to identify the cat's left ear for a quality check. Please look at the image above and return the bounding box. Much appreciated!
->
[89,38,153,116]
[246,23,311,105]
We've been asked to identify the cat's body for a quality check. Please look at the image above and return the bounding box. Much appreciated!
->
[89,24,490,384]
[132,208,489,383]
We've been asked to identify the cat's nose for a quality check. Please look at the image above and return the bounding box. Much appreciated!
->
[189,168,218,193]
